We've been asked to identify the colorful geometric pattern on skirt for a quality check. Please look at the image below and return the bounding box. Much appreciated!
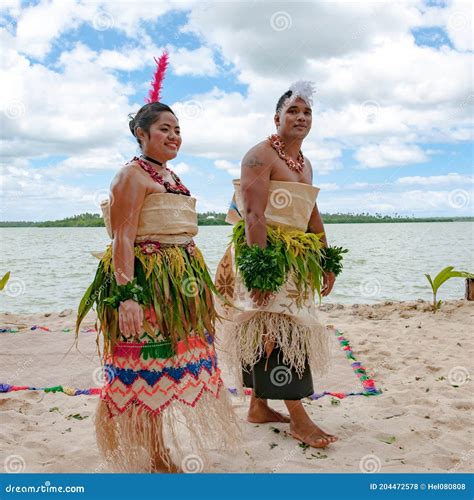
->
[101,335,223,416]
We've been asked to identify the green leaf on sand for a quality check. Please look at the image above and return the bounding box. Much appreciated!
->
[66,413,89,420]
[378,435,396,444]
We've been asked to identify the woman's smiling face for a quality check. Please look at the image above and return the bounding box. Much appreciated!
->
[136,111,182,161]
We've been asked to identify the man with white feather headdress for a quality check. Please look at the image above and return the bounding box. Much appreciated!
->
[215,82,347,449]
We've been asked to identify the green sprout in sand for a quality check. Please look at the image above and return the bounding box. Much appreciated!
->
[425,266,474,312]
[0,272,10,291]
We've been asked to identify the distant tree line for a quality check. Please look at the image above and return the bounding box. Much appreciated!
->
[0,212,472,227]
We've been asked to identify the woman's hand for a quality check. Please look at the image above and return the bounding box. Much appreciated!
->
[321,271,335,297]
[118,299,144,338]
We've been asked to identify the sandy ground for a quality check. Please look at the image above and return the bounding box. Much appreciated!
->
[0,299,472,474]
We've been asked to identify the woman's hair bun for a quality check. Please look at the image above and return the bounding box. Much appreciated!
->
[128,113,136,136]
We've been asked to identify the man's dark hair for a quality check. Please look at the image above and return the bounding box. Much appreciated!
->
[129,102,176,149]
[275,90,292,113]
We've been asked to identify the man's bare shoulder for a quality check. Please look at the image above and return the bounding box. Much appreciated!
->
[303,156,314,182]
[242,140,274,169]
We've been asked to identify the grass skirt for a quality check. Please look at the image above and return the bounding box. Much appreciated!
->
[215,223,331,396]
[76,242,240,472]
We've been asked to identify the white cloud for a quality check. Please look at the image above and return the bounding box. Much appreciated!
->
[444,0,473,52]
[1,0,473,220]
[319,187,473,216]
[0,163,101,221]
[169,46,218,77]
[214,159,240,177]
[318,183,339,191]
[0,40,134,162]
[8,0,196,60]
[396,172,474,186]
[354,139,429,168]
[169,161,191,175]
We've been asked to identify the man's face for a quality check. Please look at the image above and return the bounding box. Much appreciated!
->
[275,97,312,139]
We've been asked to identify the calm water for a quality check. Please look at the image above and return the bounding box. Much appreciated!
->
[1,223,473,313]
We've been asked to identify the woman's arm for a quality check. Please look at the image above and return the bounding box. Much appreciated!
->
[109,165,147,335]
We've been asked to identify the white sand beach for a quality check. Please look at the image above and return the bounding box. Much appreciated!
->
[0,299,472,473]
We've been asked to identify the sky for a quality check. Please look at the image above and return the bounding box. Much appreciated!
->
[0,0,473,221]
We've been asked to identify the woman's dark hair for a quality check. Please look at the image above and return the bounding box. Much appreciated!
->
[276,90,292,113]
[128,102,176,149]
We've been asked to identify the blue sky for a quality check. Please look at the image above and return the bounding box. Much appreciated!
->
[0,0,472,220]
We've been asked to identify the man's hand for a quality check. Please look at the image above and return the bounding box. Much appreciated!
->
[321,271,335,297]
[250,288,275,307]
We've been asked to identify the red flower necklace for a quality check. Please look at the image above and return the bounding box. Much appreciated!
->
[268,134,305,173]
[134,156,190,196]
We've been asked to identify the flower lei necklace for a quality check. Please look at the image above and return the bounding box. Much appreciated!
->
[134,156,190,196]
[268,134,305,173]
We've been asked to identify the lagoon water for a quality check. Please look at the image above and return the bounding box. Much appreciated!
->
[1,222,473,313]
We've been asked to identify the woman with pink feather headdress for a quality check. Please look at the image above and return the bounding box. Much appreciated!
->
[76,52,240,473]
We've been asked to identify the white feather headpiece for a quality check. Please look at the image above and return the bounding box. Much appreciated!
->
[286,80,316,108]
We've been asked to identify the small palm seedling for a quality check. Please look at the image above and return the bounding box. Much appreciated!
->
[0,271,10,291]
[425,266,474,312]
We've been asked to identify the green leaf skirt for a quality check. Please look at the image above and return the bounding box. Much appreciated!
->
[76,243,219,357]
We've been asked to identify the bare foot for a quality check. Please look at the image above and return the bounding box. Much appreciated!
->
[290,421,338,448]
[247,401,290,423]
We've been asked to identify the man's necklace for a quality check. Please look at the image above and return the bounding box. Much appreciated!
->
[268,134,305,173]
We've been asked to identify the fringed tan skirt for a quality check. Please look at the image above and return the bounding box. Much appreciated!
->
[95,335,240,472]
[215,246,331,399]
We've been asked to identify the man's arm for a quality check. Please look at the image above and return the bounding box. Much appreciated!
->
[306,159,334,296]
[240,145,271,248]
[306,158,328,245]
[240,145,273,305]
[307,203,328,247]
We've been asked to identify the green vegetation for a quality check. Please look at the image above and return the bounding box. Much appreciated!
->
[0,272,10,291]
[425,266,474,312]
[0,212,472,227]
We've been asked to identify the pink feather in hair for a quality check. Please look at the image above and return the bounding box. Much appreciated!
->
[146,51,169,103]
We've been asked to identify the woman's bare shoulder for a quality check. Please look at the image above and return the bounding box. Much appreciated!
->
[111,160,146,190]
